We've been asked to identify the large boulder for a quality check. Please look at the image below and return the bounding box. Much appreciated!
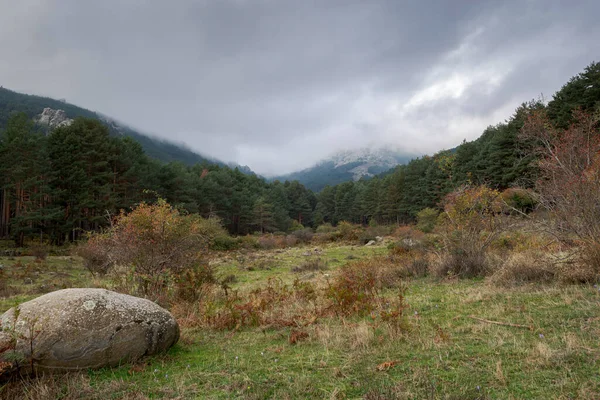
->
[0,288,179,373]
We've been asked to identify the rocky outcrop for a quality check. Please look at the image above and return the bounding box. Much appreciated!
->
[36,107,73,129]
[0,288,179,373]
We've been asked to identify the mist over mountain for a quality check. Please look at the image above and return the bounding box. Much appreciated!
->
[273,147,416,192]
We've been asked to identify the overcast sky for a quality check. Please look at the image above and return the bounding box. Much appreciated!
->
[1,0,599,175]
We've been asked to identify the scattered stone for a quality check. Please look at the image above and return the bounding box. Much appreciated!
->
[0,288,179,373]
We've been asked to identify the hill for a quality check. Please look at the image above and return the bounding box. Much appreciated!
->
[0,87,251,170]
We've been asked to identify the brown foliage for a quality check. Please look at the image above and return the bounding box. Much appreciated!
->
[522,109,600,278]
[77,200,221,300]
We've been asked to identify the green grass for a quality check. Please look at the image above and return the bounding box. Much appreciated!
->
[213,244,387,288]
[2,245,600,399]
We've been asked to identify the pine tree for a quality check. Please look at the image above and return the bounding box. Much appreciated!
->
[0,113,58,245]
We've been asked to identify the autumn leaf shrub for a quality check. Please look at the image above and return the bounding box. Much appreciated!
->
[521,109,600,281]
[436,185,508,278]
[326,259,405,316]
[197,278,322,330]
[337,221,362,242]
[257,235,277,250]
[77,199,222,301]
[387,243,429,278]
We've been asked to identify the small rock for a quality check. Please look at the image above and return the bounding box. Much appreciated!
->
[365,240,376,246]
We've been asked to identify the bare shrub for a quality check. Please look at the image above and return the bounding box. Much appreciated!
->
[434,252,490,278]
[291,228,314,243]
[74,237,113,276]
[406,256,429,278]
[285,235,298,247]
[257,235,277,250]
[29,245,48,262]
[521,109,600,280]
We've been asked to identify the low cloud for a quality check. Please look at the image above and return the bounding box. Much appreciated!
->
[1,0,598,174]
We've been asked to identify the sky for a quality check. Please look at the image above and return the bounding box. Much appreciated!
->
[1,0,599,176]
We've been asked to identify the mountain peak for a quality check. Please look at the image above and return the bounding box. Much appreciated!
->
[275,147,414,191]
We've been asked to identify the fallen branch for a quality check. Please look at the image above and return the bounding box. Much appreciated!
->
[468,315,533,331]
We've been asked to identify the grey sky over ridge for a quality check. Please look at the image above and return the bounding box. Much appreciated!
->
[1,0,599,175]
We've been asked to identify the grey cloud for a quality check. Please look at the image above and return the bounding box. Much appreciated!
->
[1,0,599,175]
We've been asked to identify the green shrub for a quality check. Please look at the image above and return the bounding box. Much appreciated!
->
[316,223,335,233]
[416,208,439,233]
[289,220,305,232]
[211,235,240,251]
[238,235,260,249]
[337,221,362,242]
[501,188,537,214]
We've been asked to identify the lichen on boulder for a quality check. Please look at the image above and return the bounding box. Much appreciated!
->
[0,288,179,374]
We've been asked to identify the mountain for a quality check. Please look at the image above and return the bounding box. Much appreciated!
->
[274,148,415,192]
[0,87,253,171]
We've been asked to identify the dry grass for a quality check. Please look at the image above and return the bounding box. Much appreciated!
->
[489,251,556,286]
[0,374,153,400]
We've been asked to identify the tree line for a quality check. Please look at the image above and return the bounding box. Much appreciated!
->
[0,116,316,245]
[0,61,598,246]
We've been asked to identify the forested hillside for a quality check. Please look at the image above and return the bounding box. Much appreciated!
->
[0,62,598,246]
[0,113,316,245]
[0,87,225,166]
